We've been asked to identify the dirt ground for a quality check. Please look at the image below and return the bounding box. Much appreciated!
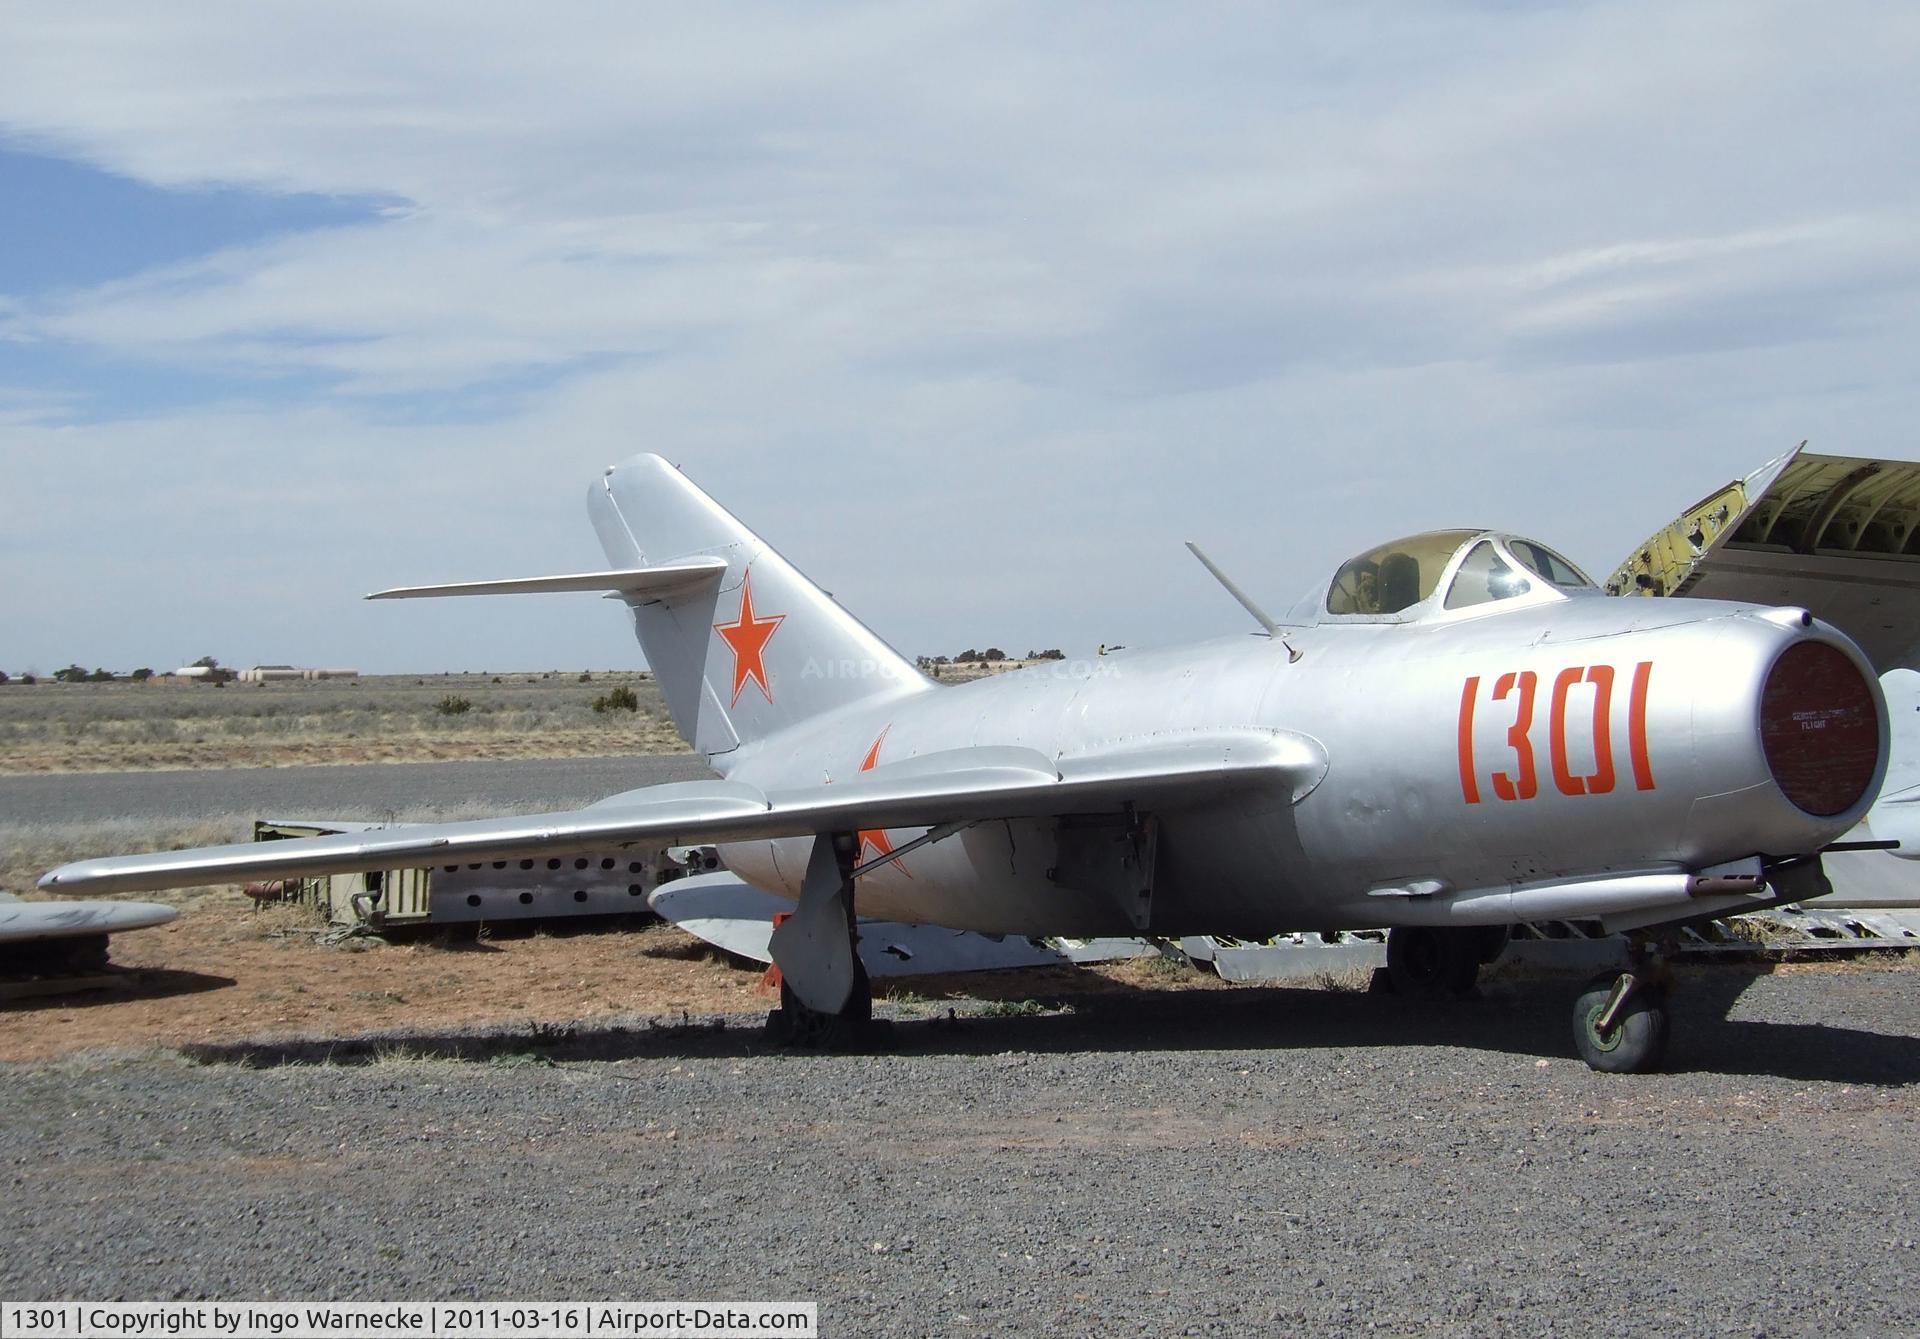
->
[10,888,1909,1066]
[0,893,1200,1062]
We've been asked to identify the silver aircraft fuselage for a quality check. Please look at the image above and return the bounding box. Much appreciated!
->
[720,590,1884,938]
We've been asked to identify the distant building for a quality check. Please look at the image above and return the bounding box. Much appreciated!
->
[235,665,360,682]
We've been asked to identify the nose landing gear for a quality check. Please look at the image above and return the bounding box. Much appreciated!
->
[1572,944,1672,1073]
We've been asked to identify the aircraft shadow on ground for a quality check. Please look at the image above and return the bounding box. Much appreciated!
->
[3,967,236,1012]
[177,968,1920,1086]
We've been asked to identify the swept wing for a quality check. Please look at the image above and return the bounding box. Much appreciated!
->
[39,731,1325,897]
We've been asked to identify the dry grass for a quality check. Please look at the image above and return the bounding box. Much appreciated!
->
[0,672,689,773]
[1,818,251,901]
[1,798,573,899]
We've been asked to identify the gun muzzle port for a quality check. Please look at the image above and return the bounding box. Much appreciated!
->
[1760,641,1879,817]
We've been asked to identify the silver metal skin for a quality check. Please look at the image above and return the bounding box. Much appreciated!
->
[39,454,1890,1031]
[718,567,1884,939]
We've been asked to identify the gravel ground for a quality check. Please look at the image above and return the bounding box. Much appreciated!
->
[4,963,1917,1335]
[0,755,712,825]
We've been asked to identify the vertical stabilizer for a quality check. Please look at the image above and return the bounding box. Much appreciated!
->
[590,455,931,763]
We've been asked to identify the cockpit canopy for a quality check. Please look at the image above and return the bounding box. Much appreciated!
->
[1320,529,1595,622]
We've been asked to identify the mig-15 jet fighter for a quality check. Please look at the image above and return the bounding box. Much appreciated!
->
[42,450,1903,1071]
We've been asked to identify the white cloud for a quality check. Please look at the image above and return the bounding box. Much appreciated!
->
[3,2,1920,669]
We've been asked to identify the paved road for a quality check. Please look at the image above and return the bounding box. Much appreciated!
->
[0,755,713,824]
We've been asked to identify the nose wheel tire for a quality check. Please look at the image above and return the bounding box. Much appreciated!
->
[1572,971,1669,1073]
[1385,926,1481,1000]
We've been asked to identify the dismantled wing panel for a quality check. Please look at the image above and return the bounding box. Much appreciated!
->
[39,730,1327,897]
[1865,667,1920,858]
[1607,446,1920,670]
[0,894,178,942]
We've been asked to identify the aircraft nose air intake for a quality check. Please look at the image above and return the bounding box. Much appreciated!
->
[1760,641,1880,816]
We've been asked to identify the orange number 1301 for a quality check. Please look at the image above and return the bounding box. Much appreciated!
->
[1458,661,1655,805]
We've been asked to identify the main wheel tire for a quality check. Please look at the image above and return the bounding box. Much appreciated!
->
[1572,972,1669,1073]
[775,959,873,1028]
[1469,925,1511,965]
[842,957,873,1024]
[56,934,111,973]
[1385,927,1480,999]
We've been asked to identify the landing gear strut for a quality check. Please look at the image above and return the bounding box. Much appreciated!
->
[765,833,879,1045]
[1571,942,1672,1073]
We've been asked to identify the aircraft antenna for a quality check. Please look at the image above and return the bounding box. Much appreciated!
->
[1184,542,1301,661]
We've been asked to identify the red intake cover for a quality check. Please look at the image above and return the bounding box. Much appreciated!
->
[1760,642,1880,817]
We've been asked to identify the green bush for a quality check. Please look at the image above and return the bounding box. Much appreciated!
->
[592,685,640,714]
[434,694,473,716]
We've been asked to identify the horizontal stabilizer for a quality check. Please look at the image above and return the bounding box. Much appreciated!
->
[0,897,178,943]
[366,557,727,601]
[39,729,1327,897]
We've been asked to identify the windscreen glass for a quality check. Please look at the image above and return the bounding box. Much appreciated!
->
[1326,530,1478,615]
[1506,539,1593,590]
[1444,542,1531,609]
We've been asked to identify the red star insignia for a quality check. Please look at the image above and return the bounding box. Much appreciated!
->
[713,569,785,706]
[857,727,910,876]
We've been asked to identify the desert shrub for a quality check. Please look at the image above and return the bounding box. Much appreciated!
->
[130,668,154,681]
[578,671,593,682]
[592,685,640,714]
[53,664,88,683]
[434,694,473,716]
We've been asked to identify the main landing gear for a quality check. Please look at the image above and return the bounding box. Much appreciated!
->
[765,833,882,1046]
[1571,943,1672,1074]
[768,959,874,1044]
[1383,926,1506,1000]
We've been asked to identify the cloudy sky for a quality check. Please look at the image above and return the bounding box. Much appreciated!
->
[3,2,1918,674]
